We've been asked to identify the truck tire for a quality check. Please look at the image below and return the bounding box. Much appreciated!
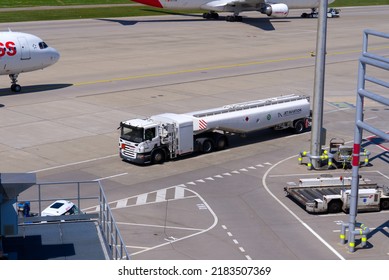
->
[215,135,228,150]
[293,120,305,134]
[202,139,214,153]
[328,200,342,213]
[380,199,389,210]
[151,149,165,164]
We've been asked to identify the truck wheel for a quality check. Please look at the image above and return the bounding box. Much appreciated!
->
[202,139,213,153]
[328,200,342,213]
[151,149,165,164]
[380,199,389,210]
[294,120,305,134]
[215,136,227,150]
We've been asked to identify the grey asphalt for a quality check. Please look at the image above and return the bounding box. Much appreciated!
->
[1,6,388,260]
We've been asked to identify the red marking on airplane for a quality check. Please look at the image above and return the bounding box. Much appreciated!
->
[133,0,163,8]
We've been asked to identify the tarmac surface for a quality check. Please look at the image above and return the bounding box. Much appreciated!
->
[0,6,388,260]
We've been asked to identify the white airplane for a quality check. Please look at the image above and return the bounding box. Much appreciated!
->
[131,0,335,21]
[0,31,60,92]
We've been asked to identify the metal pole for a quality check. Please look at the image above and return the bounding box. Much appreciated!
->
[347,32,367,253]
[310,0,328,169]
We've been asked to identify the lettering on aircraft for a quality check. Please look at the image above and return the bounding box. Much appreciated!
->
[0,41,17,57]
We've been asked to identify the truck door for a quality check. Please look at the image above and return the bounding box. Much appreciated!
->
[17,37,31,60]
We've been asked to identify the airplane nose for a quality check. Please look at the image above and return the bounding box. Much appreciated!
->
[49,47,60,64]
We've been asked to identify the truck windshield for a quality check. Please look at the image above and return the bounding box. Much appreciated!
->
[121,124,144,143]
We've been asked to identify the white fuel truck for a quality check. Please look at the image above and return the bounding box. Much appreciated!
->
[119,94,311,164]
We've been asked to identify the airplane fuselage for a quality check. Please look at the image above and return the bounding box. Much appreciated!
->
[133,0,332,11]
[0,31,59,75]
[0,31,60,92]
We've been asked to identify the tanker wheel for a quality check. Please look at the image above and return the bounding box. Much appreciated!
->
[215,136,227,150]
[151,149,165,164]
[380,199,389,210]
[328,200,342,213]
[294,120,305,134]
[202,139,213,153]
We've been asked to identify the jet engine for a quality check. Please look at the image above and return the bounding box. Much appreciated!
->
[260,4,289,18]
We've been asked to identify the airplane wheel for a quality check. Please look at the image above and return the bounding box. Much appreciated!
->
[226,16,242,22]
[226,16,235,22]
[203,12,219,20]
[11,84,21,92]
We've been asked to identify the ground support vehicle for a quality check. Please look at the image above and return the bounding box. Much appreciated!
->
[119,94,311,164]
[41,200,81,216]
[284,176,389,214]
[301,8,340,18]
[298,138,370,170]
[328,138,370,169]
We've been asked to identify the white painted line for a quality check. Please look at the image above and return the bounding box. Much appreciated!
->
[269,170,389,179]
[376,171,389,180]
[256,164,264,167]
[175,186,185,199]
[156,189,167,202]
[136,193,148,205]
[30,154,117,173]
[116,199,128,208]
[205,177,214,181]
[245,255,252,260]
[116,221,205,231]
[130,188,219,256]
[227,232,233,237]
[196,179,205,183]
[222,225,227,230]
[233,239,239,244]
[262,155,345,260]
[197,204,208,210]
[223,173,232,176]
[95,172,128,181]
[125,245,150,250]
[214,175,223,178]
[239,247,245,253]
[286,132,310,138]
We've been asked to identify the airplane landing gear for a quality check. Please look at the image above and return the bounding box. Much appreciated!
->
[202,11,242,22]
[301,8,318,18]
[226,15,243,22]
[203,12,219,20]
[9,74,21,92]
